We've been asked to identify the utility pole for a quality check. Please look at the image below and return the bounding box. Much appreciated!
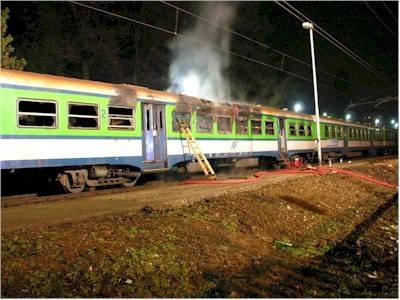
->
[302,22,322,165]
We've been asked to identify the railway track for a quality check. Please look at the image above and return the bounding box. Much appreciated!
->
[1,178,175,208]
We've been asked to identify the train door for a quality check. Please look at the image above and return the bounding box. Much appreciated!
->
[142,103,167,169]
[343,126,349,154]
[278,118,287,153]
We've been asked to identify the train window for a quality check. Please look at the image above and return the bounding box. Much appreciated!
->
[324,125,330,138]
[298,123,305,136]
[217,117,232,134]
[17,99,57,128]
[307,125,313,136]
[337,127,342,138]
[331,126,336,138]
[349,128,353,139]
[197,114,212,133]
[108,106,135,130]
[251,119,262,135]
[289,123,297,136]
[236,117,248,135]
[265,120,274,135]
[68,103,99,129]
[173,112,191,131]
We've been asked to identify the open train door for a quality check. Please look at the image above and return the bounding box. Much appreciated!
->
[278,118,287,154]
[343,126,349,155]
[142,103,168,171]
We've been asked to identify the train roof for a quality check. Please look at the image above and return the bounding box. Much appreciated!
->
[1,69,393,131]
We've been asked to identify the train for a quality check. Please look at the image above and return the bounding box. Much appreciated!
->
[0,69,397,192]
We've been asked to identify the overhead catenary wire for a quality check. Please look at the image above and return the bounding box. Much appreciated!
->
[69,1,347,95]
[364,2,397,39]
[159,0,350,85]
[274,0,390,82]
[382,1,398,24]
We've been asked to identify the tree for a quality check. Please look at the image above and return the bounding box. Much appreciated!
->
[1,7,26,70]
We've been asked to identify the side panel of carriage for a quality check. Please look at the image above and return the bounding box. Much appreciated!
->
[164,104,280,168]
[0,84,144,170]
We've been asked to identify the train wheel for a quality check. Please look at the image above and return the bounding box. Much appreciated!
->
[58,173,85,193]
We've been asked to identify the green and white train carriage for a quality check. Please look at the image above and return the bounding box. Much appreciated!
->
[0,69,397,192]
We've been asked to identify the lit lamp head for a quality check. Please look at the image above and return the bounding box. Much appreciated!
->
[294,103,302,113]
[391,119,396,124]
[374,118,380,126]
[345,113,351,121]
[395,123,399,129]
[322,112,327,117]
[302,22,314,30]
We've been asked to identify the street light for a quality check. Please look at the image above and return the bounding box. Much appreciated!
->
[322,112,327,117]
[391,119,396,124]
[345,113,351,121]
[375,118,380,126]
[294,103,302,113]
[395,123,399,129]
[303,22,322,165]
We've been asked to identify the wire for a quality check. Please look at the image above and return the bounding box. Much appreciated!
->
[356,85,397,103]
[275,1,390,82]
[159,0,349,85]
[365,2,397,38]
[69,1,347,95]
[382,1,398,24]
[278,1,390,81]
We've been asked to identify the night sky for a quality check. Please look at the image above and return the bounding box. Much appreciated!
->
[4,1,399,126]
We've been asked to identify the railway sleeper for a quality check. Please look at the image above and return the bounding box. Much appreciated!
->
[57,166,141,193]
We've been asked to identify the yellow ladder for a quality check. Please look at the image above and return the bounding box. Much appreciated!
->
[179,122,217,179]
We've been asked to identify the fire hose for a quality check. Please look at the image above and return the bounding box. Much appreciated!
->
[180,166,398,190]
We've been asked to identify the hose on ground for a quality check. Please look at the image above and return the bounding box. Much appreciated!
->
[180,166,397,190]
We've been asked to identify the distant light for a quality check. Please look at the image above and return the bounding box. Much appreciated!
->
[375,118,380,126]
[368,116,371,119]
[294,103,302,113]
[395,123,399,129]
[345,113,351,121]
[391,119,396,124]
[322,112,327,117]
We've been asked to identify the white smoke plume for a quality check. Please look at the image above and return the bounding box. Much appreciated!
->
[168,2,237,101]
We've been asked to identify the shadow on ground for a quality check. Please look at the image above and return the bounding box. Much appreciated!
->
[202,194,398,298]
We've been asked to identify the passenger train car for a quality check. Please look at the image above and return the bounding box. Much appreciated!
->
[0,69,397,192]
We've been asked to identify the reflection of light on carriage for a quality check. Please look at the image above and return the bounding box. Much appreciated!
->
[1,69,397,193]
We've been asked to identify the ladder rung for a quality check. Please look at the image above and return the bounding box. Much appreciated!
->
[179,122,217,179]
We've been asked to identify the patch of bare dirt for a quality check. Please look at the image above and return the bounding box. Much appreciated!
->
[1,159,398,297]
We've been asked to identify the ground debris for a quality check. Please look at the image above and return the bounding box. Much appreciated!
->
[1,159,398,298]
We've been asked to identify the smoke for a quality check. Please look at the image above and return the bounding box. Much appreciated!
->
[168,2,237,102]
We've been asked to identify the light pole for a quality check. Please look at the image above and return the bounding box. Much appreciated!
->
[303,22,322,165]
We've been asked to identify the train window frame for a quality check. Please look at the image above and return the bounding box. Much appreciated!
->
[68,102,99,130]
[289,122,297,136]
[298,123,306,136]
[265,120,275,135]
[17,98,58,129]
[196,114,213,134]
[217,116,232,134]
[324,124,330,138]
[337,126,342,138]
[172,111,191,132]
[108,105,135,130]
[236,116,248,135]
[331,126,336,138]
[307,124,313,136]
[251,118,262,135]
